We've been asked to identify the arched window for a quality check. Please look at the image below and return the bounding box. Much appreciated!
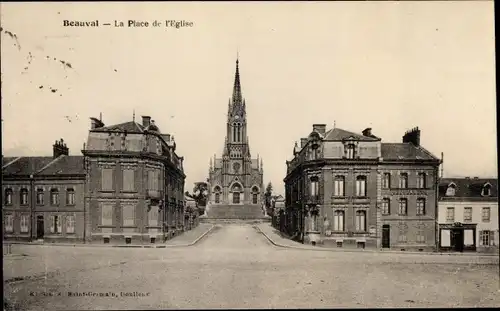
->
[346,144,356,159]
[214,186,221,204]
[252,186,259,204]
[50,188,59,205]
[355,210,366,232]
[333,210,344,231]
[482,184,492,196]
[233,124,237,142]
[309,176,319,197]
[20,188,28,205]
[446,184,456,196]
[4,188,13,205]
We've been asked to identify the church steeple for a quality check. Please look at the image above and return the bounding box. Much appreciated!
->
[232,58,242,105]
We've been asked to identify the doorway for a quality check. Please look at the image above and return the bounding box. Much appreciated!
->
[451,229,464,252]
[36,216,44,239]
[382,225,390,248]
[233,192,240,204]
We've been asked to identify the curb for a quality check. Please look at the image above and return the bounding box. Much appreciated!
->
[255,225,500,258]
[4,225,216,250]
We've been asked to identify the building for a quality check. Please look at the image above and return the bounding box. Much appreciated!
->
[3,139,86,243]
[82,115,186,244]
[438,177,498,253]
[207,59,264,206]
[284,125,441,251]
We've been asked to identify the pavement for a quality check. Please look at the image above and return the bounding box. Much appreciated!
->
[3,223,500,310]
[256,223,500,258]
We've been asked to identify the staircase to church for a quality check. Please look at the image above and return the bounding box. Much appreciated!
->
[203,204,270,222]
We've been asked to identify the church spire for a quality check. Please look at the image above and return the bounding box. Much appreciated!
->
[232,58,242,105]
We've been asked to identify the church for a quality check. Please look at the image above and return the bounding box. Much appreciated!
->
[207,59,264,206]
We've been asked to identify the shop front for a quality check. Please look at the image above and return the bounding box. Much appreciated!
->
[439,222,477,252]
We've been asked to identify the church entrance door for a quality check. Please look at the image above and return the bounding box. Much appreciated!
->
[233,192,240,204]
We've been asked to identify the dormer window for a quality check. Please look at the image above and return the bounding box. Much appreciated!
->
[310,145,319,160]
[482,184,492,197]
[346,144,356,159]
[446,184,456,196]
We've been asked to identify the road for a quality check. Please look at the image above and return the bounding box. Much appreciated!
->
[4,224,500,310]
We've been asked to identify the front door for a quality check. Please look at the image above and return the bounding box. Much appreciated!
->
[451,229,464,252]
[36,216,44,239]
[382,225,390,248]
[233,192,240,204]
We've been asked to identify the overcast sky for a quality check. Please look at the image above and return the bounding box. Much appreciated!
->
[1,2,496,194]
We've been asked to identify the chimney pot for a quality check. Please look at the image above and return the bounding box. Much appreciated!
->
[142,116,151,128]
[362,128,373,137]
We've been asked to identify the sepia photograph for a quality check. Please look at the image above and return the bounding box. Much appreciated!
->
[1,1,498,310]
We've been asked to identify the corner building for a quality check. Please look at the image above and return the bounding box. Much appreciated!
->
[83,115,186,244]
[284,125,440,251]
[207,59,264,206]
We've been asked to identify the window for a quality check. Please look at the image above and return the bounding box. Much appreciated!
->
[479,230,494,246]
[399,173,408,189]
[346,144,356,159]
[381,198,390,215]
[20,214,29,233]
[122,169,135,192]
[122,205,135,227]
[50,189,59,205]
[36,189,44,205]
[463,207,472,222]
[355,210,366,232]
[66,188,75,205]
[416,230,425,243]
[66,215,75,234]
[215,193,220,204]
[482,207,490,222]
[309,176,319,197]
[49,215,62,234]
[333,210,344,231]
[416,198,426,216]
[398,198,408,215]
[382,173,391,189]
[446,207,455,222]
[5,214,14,233]
[101,168,113,191]
[252,193,258,204]
[148,170,159,192]
[101,204,113,226]
[333,176,345,197]
[482,184,491,196]
[398,235,407,243]
[20,188,28,205]
[356,176,367,197]
[4,188,13,205]
[417,173,426,189]
[446,184,456,196]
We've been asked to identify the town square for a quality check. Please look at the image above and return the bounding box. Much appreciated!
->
[2,1,498,310]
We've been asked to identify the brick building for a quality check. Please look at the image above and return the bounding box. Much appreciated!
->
[2,139,86,243]
[82,115,187,244]
[438,177,498,253]
[284,125,441,251]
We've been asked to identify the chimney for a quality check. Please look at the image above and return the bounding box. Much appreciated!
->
[53,138,69,158]
[402,126,421,146]
[300,138,308,148]
[473,177,478,179]
[165,134,171,142]
[362,128,372,137]
[142,116,151,128]
[313,124,326,135]
[465,176,470,179]
[90,117,104,129]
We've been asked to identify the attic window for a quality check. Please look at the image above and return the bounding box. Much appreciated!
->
[346,144,356,159]
[482,184,491,197]
[446,184,456,196]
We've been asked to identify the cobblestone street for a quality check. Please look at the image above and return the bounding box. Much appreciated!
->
[4,223,500,310]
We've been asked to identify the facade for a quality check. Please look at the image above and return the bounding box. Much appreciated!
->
[284,125,441,251]
[438,178,498,253]
[207,59,264,206]
[82,115,186,244]
[3,139,86,243]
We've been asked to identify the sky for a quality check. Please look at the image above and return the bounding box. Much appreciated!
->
[1,2,497,195]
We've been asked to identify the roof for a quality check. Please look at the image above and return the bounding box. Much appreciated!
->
[2,155,85,176]
[213,158,259,170]
[381,143,438,161]
[323,128,380,142]
[96,121,145,133]
[439,178,498,199]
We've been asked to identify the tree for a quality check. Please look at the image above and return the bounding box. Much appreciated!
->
[264,182,273,208]
[189,182,208,207]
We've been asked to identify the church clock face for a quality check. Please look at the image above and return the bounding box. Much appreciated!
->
[233,162,241,173]
[234,115,240,120]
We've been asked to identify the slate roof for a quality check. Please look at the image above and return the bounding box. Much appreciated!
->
[323,128,380,142]
[439,178,498,199]
[381,143,438,161]
[2,155,85,176]
[96,121,145,132]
